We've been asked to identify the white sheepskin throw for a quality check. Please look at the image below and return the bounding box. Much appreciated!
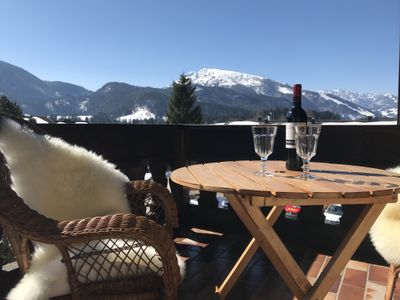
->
[6,242,186,300]
[0,118,185,300]
[370,166,400,266]
[0,118,130,220]
[7,245,70,300]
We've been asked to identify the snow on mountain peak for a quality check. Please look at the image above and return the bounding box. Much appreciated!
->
[327,89,397,116]
[117,106,155,122]
[187,68,265,88]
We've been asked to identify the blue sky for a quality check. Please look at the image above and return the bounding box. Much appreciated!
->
[0,0,399,94]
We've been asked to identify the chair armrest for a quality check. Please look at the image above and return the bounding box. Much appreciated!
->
[56,213,182,298]
[57,213,167,237]
[125,180,178,236]
[0,182,61,271]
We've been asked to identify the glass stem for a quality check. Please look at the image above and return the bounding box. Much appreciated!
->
[261,157,267,176]
[302,159,310,180]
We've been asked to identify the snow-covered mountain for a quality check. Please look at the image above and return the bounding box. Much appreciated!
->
[117,106,156,122]
[0,59,396,121]
[187,68,397,120]
[327,89,398,118]
[187,68,293,97]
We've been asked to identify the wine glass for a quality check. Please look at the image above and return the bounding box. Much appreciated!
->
[252,125,277,176]
[294,124,322,180]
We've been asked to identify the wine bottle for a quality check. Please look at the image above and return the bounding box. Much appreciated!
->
[286,84,307,171]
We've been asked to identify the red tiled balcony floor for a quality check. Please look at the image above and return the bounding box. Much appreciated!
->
[304,255,397,300]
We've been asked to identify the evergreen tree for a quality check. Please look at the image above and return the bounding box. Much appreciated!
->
[0,95,23,117]
[167,74,202,124]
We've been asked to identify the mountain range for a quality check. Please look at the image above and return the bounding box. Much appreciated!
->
[0,60,397,121]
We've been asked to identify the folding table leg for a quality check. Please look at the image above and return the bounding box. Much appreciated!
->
[215,205,283,299]
[305,203,386,300]
[225,194,311,299]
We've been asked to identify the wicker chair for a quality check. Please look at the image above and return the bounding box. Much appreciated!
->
[0,115,181,299]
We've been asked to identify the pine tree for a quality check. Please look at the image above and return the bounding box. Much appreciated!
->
[167,74,202,124]
[0,95,23,117]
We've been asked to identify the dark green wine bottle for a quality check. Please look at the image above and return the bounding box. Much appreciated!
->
[286,84,307,171]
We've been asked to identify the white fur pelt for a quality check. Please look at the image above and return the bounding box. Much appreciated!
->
[370,166,400,266]
[0,118,131,220]
[6,242,186,300]
[0,119,185,300]
[6,245,70,300]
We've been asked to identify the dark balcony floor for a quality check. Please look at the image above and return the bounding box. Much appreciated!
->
[1,228,396,300]
[174,228,396,300]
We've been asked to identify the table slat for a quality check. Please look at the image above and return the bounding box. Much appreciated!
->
[312,162,399,176]
[234,161,308,199]
[204,162,272,197]
[244,161,388,198]
[267,176,343,199]
[188,164,235,193]
[171,167,201,190]
[310,172,395,196]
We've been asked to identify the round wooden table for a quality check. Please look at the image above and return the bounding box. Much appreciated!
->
[171,160,399,300]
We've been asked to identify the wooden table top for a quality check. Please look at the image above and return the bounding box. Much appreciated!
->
[171,161,400,206]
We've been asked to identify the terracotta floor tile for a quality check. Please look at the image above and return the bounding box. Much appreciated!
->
[307,259,324,277]
[323,256,332,269]
[337,284,365,300]
[321,256,345,276]
[369,264,388,284]
[365,281,387,300]
[367,263,400,295]
[347,260,369,272]
[315,254,327,262]
[343,268,367,288]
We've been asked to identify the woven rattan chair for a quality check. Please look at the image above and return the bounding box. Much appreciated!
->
[0,114,181,299]
[0,182,181,299]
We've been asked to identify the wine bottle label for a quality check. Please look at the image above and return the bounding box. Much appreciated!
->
[286,122,306,148]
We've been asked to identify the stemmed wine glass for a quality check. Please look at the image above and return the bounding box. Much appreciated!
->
[294,124,322,180]
[252,125,277,176]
